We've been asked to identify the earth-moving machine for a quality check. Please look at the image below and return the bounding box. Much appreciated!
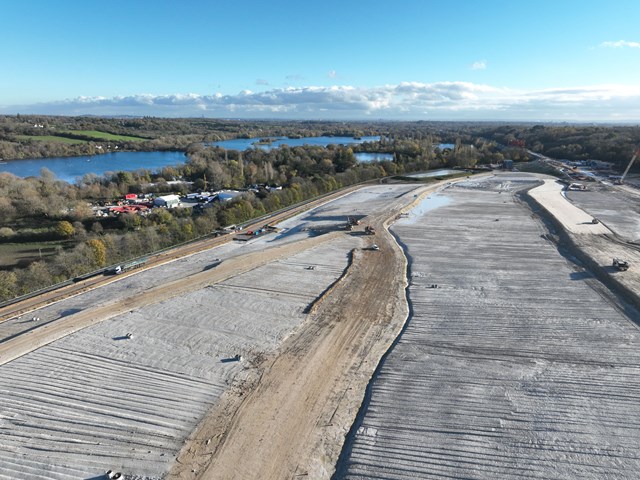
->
[365,225,376,235]
[612,258,630,271]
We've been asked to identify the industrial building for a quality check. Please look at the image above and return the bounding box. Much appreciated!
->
[217,190,244,202]
[154,194,181,208]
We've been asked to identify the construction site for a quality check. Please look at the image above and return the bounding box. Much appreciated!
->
[1,173,640,480]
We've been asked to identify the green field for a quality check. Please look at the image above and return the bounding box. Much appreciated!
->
[0,242,66,268]
[16,135,87,144]
[66,130,147,142]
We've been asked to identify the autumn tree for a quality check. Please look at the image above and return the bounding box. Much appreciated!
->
[86,238,107,267]
[55,220,75,238]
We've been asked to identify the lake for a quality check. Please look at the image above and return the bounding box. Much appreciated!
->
[354,152,394,162]
[0,135,389,184]
[0,151,188,183]
[212,135,381,150]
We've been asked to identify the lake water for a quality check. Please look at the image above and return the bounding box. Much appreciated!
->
[212,135,381,151]
[0,135,391,184]
[0,151,188,183]
[354,152,394,162]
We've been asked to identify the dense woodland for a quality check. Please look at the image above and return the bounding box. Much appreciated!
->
[0,115,638,301]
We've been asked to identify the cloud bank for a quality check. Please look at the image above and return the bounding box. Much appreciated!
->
[3,82,640,121]
[600,40,640,49]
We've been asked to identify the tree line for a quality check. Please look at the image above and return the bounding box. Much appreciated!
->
[2,115,639,301]
[0,144,392,301]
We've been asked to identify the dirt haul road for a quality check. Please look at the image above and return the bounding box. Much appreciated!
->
[167,182,458,480]
[0,180,445,479]
[170,216,409,480]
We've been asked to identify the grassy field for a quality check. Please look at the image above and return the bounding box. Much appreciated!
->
[15,135,87,145]
[66,130,147,142]
[0,242,65,268]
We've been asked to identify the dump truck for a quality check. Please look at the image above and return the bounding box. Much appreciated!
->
[613,258,630,271]
[365,225,376,235]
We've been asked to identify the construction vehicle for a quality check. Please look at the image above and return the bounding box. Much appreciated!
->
[348,216,361,226]
[365,225,376,235]
[613,258,630,271]
[616,147,640,184]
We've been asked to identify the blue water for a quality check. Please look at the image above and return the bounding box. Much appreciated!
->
[354,152,394,162]
[0,135,387,183]
[212,135,381,151]
[0,151,188,183]
[438,143,455,150]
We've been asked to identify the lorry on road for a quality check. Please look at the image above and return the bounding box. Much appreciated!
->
[108,258,147,275]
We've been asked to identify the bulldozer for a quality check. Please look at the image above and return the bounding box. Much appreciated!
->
[613,258,630,271]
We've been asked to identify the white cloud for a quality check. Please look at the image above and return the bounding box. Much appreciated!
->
[470,61,487,70]
[3,82,640,121]
[600,40,640,48]
[256,78,269,86]
[328,70,337,78]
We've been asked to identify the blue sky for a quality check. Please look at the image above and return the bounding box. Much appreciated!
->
[1,0,639,121]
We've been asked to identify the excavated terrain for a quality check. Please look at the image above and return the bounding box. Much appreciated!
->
[337,174,640,479]
[0,183,423,480]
